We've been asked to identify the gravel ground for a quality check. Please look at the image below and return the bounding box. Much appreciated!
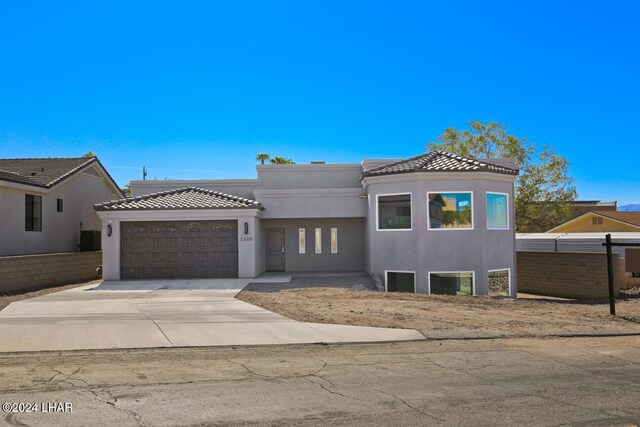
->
[237,286,640,338]
[244,274,377,292]
[621,285,640,299]
[0,281,99,311]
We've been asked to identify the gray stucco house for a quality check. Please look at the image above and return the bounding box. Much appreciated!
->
[95,152,518,296]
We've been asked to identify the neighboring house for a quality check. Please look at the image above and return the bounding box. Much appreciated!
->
[548,211,640,233]
[95,151,518,296]
[0,157,124,256]
[568,200,617,218]
[521,200,617,232]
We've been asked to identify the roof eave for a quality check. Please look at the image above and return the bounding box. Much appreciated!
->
[361,168,518,181]
[94,205,263,212]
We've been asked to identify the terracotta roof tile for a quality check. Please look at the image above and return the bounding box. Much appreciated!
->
[362,151,519,178]
[95,187,262,211]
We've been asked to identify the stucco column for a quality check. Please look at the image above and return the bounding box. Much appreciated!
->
[101,219,121,280]
[237,216,259,278]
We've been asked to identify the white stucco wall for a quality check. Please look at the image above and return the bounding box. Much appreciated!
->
[0,167,122,256]
[97,209,263,280]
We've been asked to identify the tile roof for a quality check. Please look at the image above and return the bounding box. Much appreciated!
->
[95,187,262,211]
[0,169,39,186]
[362,151,519,178]
[0,157,98,188]
[591,211,640,227]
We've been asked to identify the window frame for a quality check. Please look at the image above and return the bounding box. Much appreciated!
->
[314,227,322,254]
[486,191,509,230]
[427,191,474,231]
[330,227,338,254]
[375,192,413,231]
[488,268,511,297]
[428,270,475,296]
[298,228,306,254]
[25,194,43,232]
[384,270,416,293]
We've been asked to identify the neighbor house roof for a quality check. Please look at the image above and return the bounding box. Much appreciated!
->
[546,210,640,233]
[0,157,123,196]
[591,211,640,227]
[0,169,40,186]
[361,151,519,178]
[95,187,262,211]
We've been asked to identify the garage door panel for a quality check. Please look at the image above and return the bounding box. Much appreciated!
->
[121,220,238,279]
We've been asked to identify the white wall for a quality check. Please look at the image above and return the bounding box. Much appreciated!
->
[0,168,121,256]
[97,210,262,280]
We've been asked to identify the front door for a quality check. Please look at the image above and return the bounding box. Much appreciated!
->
[266,228,285,271]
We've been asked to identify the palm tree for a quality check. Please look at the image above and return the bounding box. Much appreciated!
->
[255,153,270,164]
[269,156,295,164]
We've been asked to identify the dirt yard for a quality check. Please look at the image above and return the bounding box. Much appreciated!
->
[0,281,98,311]
[237,287,640,338]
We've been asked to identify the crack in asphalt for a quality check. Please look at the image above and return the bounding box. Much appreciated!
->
[3,413,31,427]
[88,388,148,427]
[374,388,445,422]
[421,350,640,420]
[225,358,274,379]
[303,376,355,401]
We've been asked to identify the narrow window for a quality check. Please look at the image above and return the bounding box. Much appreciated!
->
[377,194,411,230]
[386,271,415,293]
[486,193,508,229]
[330,228,338,254]
[488,269,510,297]
[315,228,322,254]
[25,194,42,231]
[429,272,473,296]
[57,198,64,213]
[428,192,473,229]
[298,228,306,254]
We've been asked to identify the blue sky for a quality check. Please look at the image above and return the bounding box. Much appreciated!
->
[0,1,638,203]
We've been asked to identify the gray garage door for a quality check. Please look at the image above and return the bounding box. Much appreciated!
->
[120,220,238,279]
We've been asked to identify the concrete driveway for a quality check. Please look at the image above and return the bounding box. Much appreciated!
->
[0,278,423,352]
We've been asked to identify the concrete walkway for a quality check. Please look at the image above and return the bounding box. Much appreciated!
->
[0,279,423,352]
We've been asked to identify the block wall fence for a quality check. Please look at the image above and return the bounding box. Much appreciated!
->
[517,251,619,299]
[0,252,101,294]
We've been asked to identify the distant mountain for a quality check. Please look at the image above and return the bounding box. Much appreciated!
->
[619,204,640,212]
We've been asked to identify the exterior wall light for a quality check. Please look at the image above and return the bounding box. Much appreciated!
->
[244,222,249,235]
[107,222,112,237]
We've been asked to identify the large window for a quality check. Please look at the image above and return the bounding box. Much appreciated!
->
[25,194,42,232]
[429,272,473,296]
[486,192,508,229]
[377,194,411,230]
[428,192,473,229]
[488,269,510,297]
[386,271,415,293]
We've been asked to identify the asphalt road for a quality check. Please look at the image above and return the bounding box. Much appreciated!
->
[2,337,640,426]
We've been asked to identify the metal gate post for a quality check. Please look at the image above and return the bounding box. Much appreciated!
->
[605,233,616,316]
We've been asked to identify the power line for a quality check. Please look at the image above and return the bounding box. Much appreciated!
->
[108,165,236,173]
